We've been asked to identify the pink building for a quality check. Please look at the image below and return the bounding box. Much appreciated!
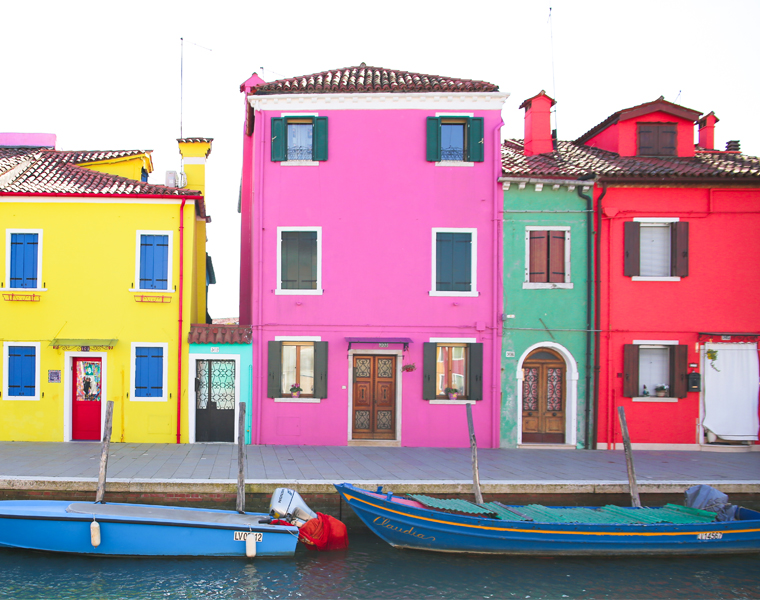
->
[238,65,507,447]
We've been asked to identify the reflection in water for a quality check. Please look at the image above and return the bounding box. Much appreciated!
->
[0,533,758,599]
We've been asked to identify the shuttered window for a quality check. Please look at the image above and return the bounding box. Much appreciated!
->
[9,233,39,289]
[423,342,483,400]
[268,341,328,398]
[623,343,688,398]
[426,116,484,162]
[527,230,568,283]
[139,234,169,290]
[624,221,689,278]
[638,123,677,156]
[7,345,36,398]
[271,116,328,162]
[135,346,164,398]
[435,232,473,292]
[280,231,317,290]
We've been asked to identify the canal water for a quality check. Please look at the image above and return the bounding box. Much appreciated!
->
[1,533,758,599]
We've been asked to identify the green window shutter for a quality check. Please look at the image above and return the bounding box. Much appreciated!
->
[271,118,286,162]
[426,117,441,162]
[267,341,282,397]
[314,341,328,398]
[313,117,328,161]
[468,343,484,400]
[467,117,485,162]
[423,343,437,399]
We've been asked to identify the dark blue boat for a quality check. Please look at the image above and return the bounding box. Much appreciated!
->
[335,483,760,555]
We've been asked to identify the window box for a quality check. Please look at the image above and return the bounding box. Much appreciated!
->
[427,116,484,163]
[623,342,688,399]
[524,227,572,289]
[625,219,688,279]
[423,340,483,401]
[271,116,328,162]
[268,340,328,399]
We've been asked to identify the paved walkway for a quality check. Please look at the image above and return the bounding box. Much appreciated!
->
[0,442,757,494]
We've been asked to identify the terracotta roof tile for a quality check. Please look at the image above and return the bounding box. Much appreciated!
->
[251,64,499,95]
[188,324,252,345]
[501,140,760,182]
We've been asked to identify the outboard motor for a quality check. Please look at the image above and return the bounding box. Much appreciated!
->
[269,488,317,527]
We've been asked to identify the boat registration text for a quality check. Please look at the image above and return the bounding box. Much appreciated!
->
[234,532,263,542]
[697,532,723,540]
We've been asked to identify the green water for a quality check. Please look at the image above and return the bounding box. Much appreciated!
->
[0,533,758,599]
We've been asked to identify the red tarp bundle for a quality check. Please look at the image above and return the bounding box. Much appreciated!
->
[298,512,349,551]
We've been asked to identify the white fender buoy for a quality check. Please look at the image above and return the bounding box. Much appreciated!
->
[90,520,101,547]
[245,533,257,558]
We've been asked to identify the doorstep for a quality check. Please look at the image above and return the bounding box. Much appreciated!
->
[347,440,401,448]
[517,443,577,450]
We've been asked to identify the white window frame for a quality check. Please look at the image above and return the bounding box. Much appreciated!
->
[632,339,679,402]
[429,337,477,404]
[2,342,41,401]
[279,113,320,166]
[632,217,680,282]
[3,229,45,291]
[434,113,475,167]
[429,228,478,297]
[131,230,174,293]
[523,226,573,289]
[274,335,322,402]
[276,227,323,295]
[130,342,169,402]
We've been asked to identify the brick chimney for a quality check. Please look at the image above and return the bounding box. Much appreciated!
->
[698,112,719,150]
[520,91,556,156]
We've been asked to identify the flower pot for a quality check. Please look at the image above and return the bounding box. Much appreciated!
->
[292,391,300,398]
[448,393,458,400]
[655,390,667,397]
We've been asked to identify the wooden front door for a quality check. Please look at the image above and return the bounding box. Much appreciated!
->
[522,349,565,444]
[195,359,236,442]
[72,357,102,440]
[352,356,396,440]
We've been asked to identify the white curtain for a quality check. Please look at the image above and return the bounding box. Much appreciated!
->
[703,343,759,441]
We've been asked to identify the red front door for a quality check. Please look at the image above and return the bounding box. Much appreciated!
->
[72,357,102,440]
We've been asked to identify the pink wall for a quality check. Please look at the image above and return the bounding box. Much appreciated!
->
[240,102,503,447]
[597,186,760,445]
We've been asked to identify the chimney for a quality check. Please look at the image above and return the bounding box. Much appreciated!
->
[726,140,741,152]
[177,138,213,197]
[519,91,556,156]
[698,112,719,150]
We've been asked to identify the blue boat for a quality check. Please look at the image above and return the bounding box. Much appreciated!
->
[335,483,760,555]
[0,500,299,557]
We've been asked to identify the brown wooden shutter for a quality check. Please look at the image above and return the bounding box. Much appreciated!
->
[529,231,548,282]
[672,221,689,277]
[623,344,639,397]
[671,344,688,398]
[659,124,677,156]
[624,222,640,277]
[638,124,656,155]
[549,231,565,283]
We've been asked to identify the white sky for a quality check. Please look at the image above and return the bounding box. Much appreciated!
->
[3,0,758,319]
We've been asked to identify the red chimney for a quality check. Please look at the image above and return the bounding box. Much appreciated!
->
[698,112,719,150]
[520,91,556,156]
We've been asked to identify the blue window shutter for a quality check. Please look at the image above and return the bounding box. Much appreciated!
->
[452,233,472,291]
[468,117,485,162]
[271,118,286,161]
[139,235,154,289]
[313,117,328,161]
[135,347,149,397]
[135,347,163,397]
[10,234,38,289]
[148,347,163,396]
[436,233,454,291]
[139,235,168,290]
[9,346,35,397]
[426,117,441,162]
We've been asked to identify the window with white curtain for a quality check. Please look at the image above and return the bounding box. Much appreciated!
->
[640,224,671,277]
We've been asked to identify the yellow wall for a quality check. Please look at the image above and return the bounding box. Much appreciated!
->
[0,198,199,442]
[80,154,153,181]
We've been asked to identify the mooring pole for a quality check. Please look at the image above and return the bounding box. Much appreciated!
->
[617,406,642,508]
[95,401,114,504]
[466,403,484,505]
[236,402,247,514]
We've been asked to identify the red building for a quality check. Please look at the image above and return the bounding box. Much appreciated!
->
[581,98,760,449]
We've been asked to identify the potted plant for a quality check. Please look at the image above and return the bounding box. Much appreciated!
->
[401,363,417,372]
[655,384,669,398]
[290,383,302,398]
[444,387,459,400]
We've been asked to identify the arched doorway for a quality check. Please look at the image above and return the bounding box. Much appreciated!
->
[521,348,566,444]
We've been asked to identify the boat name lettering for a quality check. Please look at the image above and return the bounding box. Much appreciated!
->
[697,532,722,541]
[234,531,263,542]
[373,517,436,541]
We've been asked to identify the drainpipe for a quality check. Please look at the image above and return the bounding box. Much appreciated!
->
[594,182,606,450]
[576,175,595,449]
[255,103,265,446]
[492,120,504,448]
[177,197,187,444]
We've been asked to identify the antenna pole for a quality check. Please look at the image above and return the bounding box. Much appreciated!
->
[548,8,558,136]
[180,37,184,140]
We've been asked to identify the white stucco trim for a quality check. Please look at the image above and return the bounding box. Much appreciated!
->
[632,276,681,282]
[62,351,108,442]
[134,230,174,292]
[634,217,680,223]
[434,161,474,167]
[249,92,509,112]
[274,336,322,342]
[430,228,477,297]
[275,227,323,295]
[515,341,579,448]
[523,226,571,287]
[187,354,242,444]
[3,341,41,401]
[347,349,402,443]
[130,342,169,402]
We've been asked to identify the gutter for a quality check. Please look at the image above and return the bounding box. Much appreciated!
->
[493,120,504,449]
[177,198,187,444]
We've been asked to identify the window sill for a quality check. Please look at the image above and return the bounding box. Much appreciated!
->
[0,288,47,292]
[429,291,478,297]
[522,282,573,290]
[130,397,168,402]
[632,396,678,403]
[275,289,323,295]
[435,161,474,167]
[274,397,322,403]
[129,289,174,293]
[280,160,319,167]
[2,397,40,402]
[429,399,475,405]
[631,277,681,282]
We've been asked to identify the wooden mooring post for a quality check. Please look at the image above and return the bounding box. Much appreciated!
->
[466,403,484,505]
[617,406,642,508]
[236,402,246,514]
[95,401,114,504]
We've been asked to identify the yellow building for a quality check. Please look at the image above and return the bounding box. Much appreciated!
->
[0,133,212,443]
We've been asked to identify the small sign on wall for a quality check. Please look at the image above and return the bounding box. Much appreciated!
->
[48,370,61,383]
[505,351,515,358]
[210,347,220,353]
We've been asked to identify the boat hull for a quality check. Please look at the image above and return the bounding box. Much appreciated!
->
[335,483,760,556]
[0,501,299,557]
